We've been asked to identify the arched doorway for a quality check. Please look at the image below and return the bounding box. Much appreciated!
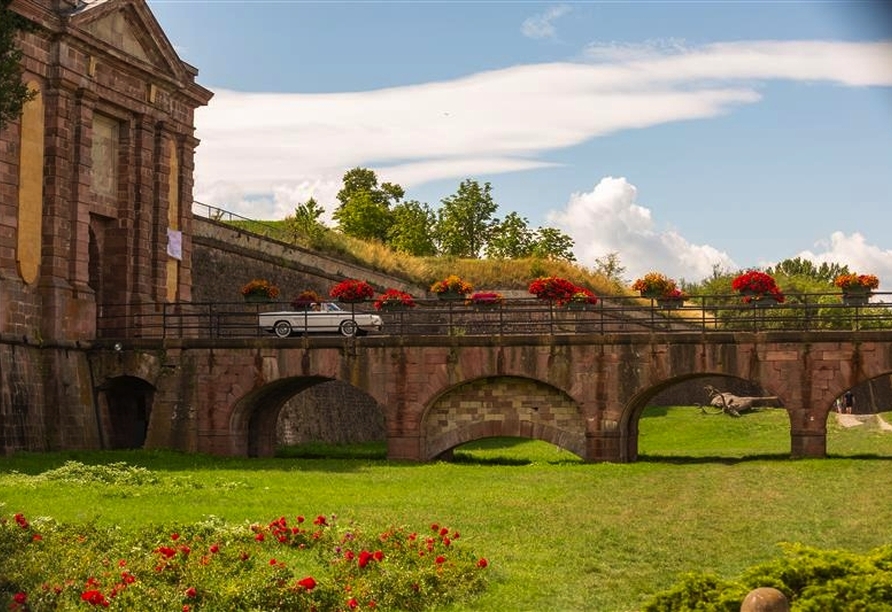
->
[98,376,154,449]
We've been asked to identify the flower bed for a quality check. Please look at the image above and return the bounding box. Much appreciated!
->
[467,292,504,308]
[374,289,416,310]
[632,272,676,298]
[290,290,321,310]
[241,279,279,301]
[330,279,374,303]
[430,275,473,299]
[731,270,785,303]
[528,276,579,306]
[2,511,489,611]
[834,273,879,291]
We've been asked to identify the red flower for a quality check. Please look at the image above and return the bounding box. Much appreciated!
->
[435,555,446,564]
[171,533,180,541]
[209,544,219,554]
[297,576,317,591]
[330,279,374,302]
[314,515,328,526]
[358,550,373,568]
[13,593,26,604]
[155,546,177,558]
[477,558,489,568]
[374,288,416,310]
[348,597,359,609]
[528,276,581,306]
[80,590,109,607]
[185,587,197,598]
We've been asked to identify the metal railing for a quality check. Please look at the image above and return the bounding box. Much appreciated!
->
[95,292,892,340]
[192,201,293,243]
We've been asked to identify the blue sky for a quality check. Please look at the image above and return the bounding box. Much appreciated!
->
[148,1,892,287]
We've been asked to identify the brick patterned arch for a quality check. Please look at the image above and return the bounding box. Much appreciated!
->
[421,375,586,460]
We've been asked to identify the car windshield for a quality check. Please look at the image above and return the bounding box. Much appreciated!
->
[320,302,342,312]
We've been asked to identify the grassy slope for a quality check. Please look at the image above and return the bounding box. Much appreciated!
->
[1,409,891,611]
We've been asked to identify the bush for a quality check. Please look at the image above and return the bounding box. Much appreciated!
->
[642,542,892,611]
[1,511,489,611]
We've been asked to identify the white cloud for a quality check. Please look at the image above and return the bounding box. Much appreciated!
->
[796,232,892,291]
[191,39,892,283]
[547,177,737,284]
[521,4,571,40]
[193,39,891,220]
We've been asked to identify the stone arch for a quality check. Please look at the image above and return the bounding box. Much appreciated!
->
[229,376,386,458]
[620,373,790,462]
[826,371,892,456]
[96,375,155,449]
[421,375,586,461]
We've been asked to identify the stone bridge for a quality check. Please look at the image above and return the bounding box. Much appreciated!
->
[89,329,892,462]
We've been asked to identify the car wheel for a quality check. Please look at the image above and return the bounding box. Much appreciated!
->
[274,320,292,338]
[339,319,358,337]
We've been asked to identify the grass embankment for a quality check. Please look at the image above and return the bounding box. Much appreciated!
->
[226,218,622,296]
[2,408,891,611]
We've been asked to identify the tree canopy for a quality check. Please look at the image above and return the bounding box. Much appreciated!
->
[0,0,35,132]
[435,179,498,258]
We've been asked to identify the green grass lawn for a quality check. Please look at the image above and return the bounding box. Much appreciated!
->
[2,408,891,611]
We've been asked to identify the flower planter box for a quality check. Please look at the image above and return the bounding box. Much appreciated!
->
[657,298,683,309]
[437,290,465,301]
[244,294,271,303]
[842,288,871,307]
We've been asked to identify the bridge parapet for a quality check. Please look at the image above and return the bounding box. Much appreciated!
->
[95,293,892,341]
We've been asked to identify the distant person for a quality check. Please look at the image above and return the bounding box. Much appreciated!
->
[844,391,855,415]
[835,397,842,413]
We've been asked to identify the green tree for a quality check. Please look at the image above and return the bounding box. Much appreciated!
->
[286,197,326,241]
[334,190,393,242]
[531,227,576,262]
[766,257,849,284]
[485,212,535,259]
[594,252,626,283]
[435,179,498,258]
[333,168,404,243]
[388,199,437,256]
[0,0,35,132]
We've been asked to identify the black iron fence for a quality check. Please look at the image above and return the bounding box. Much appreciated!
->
[95,292,892,340]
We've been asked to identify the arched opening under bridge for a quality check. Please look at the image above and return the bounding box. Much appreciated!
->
[230,376,385,458]
[421,375,586,462]
[627,374,790,462]
[826,374,892,458]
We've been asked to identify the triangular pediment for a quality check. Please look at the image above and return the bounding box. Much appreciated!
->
[68,0,187,83]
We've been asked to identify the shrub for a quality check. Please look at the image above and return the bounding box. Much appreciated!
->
[1,512,490,612]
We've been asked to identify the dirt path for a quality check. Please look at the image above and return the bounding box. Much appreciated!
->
[835,412,892,430]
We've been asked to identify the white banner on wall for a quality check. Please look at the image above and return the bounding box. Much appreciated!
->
[167,228,182,260]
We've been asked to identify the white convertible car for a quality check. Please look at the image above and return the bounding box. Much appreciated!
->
[258,302,384,338]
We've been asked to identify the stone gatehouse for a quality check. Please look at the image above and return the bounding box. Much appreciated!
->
[1,0,210,451]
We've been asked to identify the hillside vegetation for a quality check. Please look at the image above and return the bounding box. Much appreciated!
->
[226,218,625,296]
